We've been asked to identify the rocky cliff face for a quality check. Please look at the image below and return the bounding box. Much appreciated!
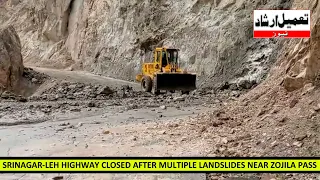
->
[0,0,296,88]
[281,0,320,91]
[0,25,24,93]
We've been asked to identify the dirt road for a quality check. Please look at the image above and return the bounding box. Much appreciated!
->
[32,67,141,91]
[0,67,219,180]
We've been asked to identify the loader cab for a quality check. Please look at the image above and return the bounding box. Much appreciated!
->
[154,48,179,70]
[167,49,178,65]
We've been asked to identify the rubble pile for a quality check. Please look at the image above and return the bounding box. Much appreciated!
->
[30,81,115,101]
[22,68,49,85]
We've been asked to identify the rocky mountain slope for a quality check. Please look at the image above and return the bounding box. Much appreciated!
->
[1,0,293,88]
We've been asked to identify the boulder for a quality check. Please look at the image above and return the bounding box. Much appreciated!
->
[97,86,113,95]
[238,79,257,90]
[0,25,23,93]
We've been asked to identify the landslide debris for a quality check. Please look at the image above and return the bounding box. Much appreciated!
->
[0,74,238,126]
[29,81,115,101]
[23,67,49,85]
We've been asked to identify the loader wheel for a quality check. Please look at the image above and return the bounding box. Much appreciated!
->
[153,76,160,95]
[141,76,152,92]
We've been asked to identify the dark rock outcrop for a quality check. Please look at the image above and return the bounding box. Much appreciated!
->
[0,25,24,93]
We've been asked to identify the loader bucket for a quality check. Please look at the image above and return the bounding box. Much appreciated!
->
[155,73,197,91]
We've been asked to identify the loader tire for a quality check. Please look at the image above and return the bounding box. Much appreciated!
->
[141,76,152,92]
[153,76,160,95]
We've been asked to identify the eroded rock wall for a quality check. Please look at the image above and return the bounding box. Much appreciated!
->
[281,0,320,91]
[2,0,294,87]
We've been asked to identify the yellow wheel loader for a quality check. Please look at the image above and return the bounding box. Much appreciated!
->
[136,47,197,95]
